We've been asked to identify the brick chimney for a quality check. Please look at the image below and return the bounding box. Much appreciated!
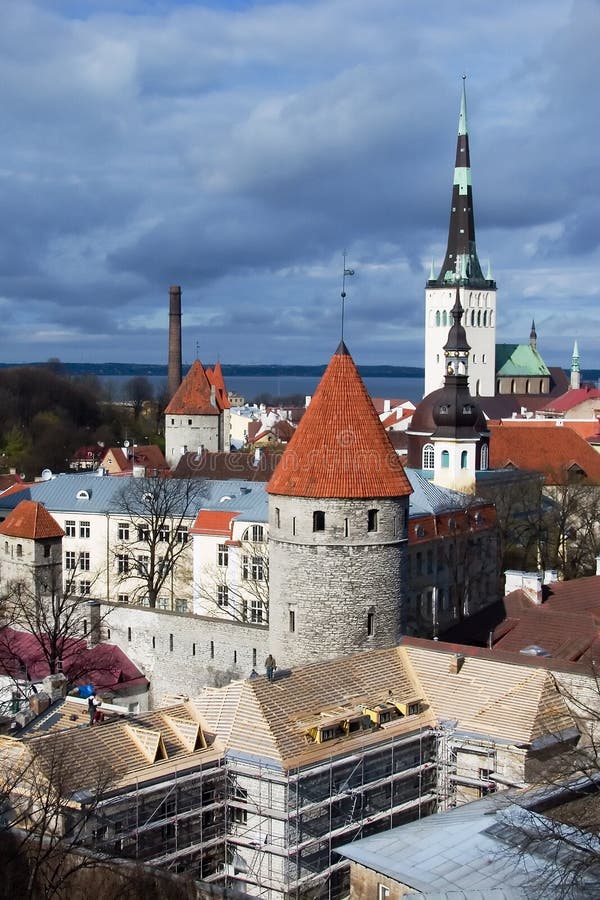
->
[167,285,182,401]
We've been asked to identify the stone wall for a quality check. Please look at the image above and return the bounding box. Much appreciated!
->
[96,602,270,703]
[268,494,409,668]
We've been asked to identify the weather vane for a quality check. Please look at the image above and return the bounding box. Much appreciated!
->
[340,250,355,342]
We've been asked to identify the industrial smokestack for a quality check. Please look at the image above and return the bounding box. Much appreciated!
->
[167,285,182,401]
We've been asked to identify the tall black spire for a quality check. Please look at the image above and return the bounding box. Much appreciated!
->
[429,78,495,290]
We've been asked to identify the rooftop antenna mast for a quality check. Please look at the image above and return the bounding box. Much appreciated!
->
[340,250,355,342]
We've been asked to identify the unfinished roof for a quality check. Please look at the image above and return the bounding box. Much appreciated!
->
[267,342,412,498]
[5,702,221,795]
[164,359,224,416]
[403,643,575,746]
[0,500,64,540]
[192,647,433,771]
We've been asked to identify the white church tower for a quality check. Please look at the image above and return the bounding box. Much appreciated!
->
[425,78,497,398]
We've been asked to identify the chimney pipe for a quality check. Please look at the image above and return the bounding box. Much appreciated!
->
[167,285,182,401]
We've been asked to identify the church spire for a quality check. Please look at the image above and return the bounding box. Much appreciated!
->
[429,78,495,290]
[571,340,581,390]
[530,319,537,350]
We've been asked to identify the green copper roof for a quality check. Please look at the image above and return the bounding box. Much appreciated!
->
[495,343,551,377]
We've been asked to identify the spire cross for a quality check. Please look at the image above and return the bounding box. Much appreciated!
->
[340,250,355,342]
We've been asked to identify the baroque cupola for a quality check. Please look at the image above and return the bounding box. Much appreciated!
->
[432,292,478,436]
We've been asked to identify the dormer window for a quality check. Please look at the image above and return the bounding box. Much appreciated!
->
[462,404,472,415]
[76,489,90,501]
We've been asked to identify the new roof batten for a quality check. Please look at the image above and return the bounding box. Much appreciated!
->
[267,344,411,499]
[429,78,494,290]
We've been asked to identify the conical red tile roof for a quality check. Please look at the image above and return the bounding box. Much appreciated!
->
[207,362,231,410]
[164,359,221,416]
[267,342,412,498]
[0,500,64,540]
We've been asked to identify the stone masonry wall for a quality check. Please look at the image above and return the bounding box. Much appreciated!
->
[268,495,409,668]
[96,602,270,704]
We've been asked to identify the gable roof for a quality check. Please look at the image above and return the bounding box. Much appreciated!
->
[100,445,168,474]
[541,386,600,414]
[165,359,227,416]
[0,500,64,540]
[267,342,412,499]
[489,423,600,483]
[172,449,283,481]
[495,343,551,377]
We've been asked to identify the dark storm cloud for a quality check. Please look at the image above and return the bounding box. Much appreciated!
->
[1,0,599,366]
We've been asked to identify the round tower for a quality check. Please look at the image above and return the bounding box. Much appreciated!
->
[266,341,412,669]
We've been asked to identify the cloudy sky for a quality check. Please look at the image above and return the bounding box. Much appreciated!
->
[1,0,599,368]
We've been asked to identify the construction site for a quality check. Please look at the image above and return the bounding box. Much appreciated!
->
[0,643,582,899]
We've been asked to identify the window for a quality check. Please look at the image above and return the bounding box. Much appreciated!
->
[378,883,391,900]
[479,768,496,797]
[188,418,192,425]
[292,516,296,536]
[157,597,168,610]
[480,443,489,470]
[127,627,132,641]
[43,544,51,558]
[461,450,468,469]
[65,520,76,537]
[176,526,188,543]
[344,517,349,537]
[158,525,170,542]
[217,585,229,607]
[367,509,378,533]
[275,507,280,528]
[118,522,129,541]
[243,524,264,543]
[136,554,148,575]
[79,521,90,538]
[422,443,434,469]
[367,612,375,635]
[441,449,450,468]
[210,640,214,659]
[79,552,90,571]
[117,554,129,574]
[313,510,325,532]
[118,594,129,604]
[253,648,257,667]
[289,609,296,633]
[137,525,150,541]
[217,544,229,566]
[169,634,174,652]
[175,599,188,613]
[250,599,263,624]
[4,541,8,554]
[65,551,76,570]
[416,551,423,576]
[80,580,91,596]
[426,550,434,574]
[242,555,264,581]
[16,544,22,558]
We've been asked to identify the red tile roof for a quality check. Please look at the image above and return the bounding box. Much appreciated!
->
[0,473,24,494]
[100,445,168,474]
[542,386,600,414]
[206,362,231,410]
[489,423,600,483]
[172,449,283,481]
[267,342,413,498]
[190,509,240,536]
[0,628,148,693]
[165,359,226,416]
[0,500,64,540]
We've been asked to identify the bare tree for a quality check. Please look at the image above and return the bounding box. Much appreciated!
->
[0,732,115,899]
[195,527,269,624]
[113,476,207,609]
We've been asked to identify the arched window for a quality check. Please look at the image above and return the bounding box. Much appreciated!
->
[441,450,450,469]
[480,444,489,471]
[243,525,264,543]
[442,310,447,327]
[477,310,482,326]
[483,310,487,326]
[435,310,441,326]
[16,544,22,557]
[422,444,434,469]
[313,511,325,532]
[461,450,468,469]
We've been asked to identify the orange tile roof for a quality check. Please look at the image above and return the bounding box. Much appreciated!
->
[206,362,231,410]
[0,500,64,540]
[164,359,223,416]
[489,423,600,484]
[190,509,240,536]
[267,342,412,498]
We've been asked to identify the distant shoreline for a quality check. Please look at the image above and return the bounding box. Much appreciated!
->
[0,361,426,379]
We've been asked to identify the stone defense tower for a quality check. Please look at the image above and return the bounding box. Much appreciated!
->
[425,78,497,398]
[267,341,413,669]
[164,360,231,468]
[431,292,483,494]
[167,285,182,402]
